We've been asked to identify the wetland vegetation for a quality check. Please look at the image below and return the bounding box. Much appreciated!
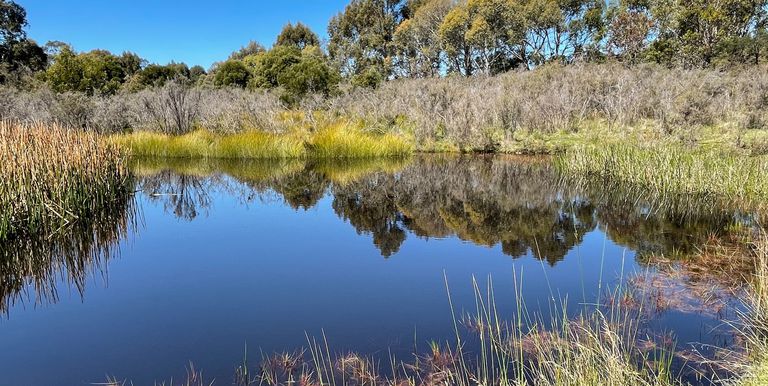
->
[3,0,768,384]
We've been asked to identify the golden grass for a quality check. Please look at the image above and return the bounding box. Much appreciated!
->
[111,123,413,160]
[111,130,307,159]
[0,121,132,241]
[308,125,413,158]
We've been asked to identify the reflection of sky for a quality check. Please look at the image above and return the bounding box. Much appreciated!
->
[0,166,733,385]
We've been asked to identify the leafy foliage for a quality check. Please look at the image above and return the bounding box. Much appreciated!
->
[214,60,251,88]
[276,22,321,49]
[45,45,143,95]
[0,0,46,84]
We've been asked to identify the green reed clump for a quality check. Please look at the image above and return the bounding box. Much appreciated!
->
[557,145,768,208]
[0,121,133,242]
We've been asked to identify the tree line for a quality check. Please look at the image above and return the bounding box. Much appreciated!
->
[1,0,767,101]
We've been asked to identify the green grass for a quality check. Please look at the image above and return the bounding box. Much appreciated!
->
[731,234,768,386]
[556,144,768,209]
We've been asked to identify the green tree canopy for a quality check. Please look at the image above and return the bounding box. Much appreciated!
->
[0,0,46,83]
[328,0,406,78]
[45,46,143,95]
[245,45,303,88]
[213,60,251,88]
[647,0,768,67]
[276,22,321,49]
[229,40,266,60]
[128,62,194,89]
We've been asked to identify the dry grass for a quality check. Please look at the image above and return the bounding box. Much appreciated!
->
[0,121,132,241]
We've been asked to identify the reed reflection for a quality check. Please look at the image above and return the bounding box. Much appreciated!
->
[0,195,136,314]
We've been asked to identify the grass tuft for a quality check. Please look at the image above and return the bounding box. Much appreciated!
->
[112,125,412,160]
[730,234,768,386]
[557,144,768,209]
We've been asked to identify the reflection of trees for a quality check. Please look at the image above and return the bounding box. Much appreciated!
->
[132,155,757,263]
[141,171,214,220]
[0,192,136,314]
[564,180,744,260]
[331,156,597,263]
[332,173,406,257]
[270,169,329,210]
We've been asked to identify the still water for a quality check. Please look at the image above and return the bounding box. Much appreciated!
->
[0,155,750,385]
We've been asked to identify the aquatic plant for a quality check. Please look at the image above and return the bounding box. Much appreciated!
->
[0,121,135,312]
[557,144,768,210]
[221,275,679,386]
[728,234,768,386]
[0,121,133,242]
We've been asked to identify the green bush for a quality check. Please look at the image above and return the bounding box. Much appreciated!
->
[213,60,251,88]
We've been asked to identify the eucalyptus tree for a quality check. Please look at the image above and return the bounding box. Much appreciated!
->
[393,0,453,77]
[328,0,407,81]
[276,22,321,49]
[646,0,768,67]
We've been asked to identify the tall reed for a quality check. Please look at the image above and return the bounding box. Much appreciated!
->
[0,121,132,241]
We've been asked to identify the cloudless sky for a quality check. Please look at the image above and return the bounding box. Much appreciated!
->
[18,0,349,69]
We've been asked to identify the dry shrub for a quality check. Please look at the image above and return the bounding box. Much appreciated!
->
[0,63,766,147]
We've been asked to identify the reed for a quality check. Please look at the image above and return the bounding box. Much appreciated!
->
[220,275,680,386]
[0,121,132,242]
[557,144,768,209]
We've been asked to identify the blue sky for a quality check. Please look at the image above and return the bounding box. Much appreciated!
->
[18,0,349,69]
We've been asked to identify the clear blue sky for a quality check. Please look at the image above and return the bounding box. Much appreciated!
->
[18,0,349,69]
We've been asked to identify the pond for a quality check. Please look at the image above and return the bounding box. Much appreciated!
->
[0,155,754,385]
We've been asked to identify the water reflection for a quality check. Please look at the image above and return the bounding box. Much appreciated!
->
[134,155,756,264]
[0,195,136,313]
[1,155,759,385]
